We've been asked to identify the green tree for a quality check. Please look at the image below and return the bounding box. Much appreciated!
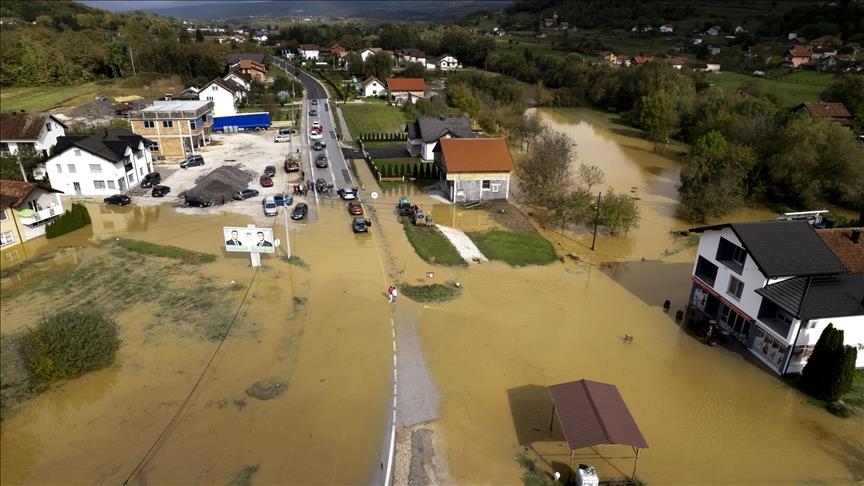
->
[195,28,204,43]
[598,189,641,234]
[365,52,394,80]
[821,75,864,128]
[514,129,577,206]
[577,163,605,193]
[638,91,680,151]
[801,324,856,402]
[402,62,426,78]
[551,189,593,230]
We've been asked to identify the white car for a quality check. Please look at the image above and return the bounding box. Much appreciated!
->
[312,121,321,129]
[309,131,323,140]
[274,134,291,143]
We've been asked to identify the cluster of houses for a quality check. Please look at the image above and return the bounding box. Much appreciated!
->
[783,34,862,72]
[595,52,721,72]
[285,43,463,73]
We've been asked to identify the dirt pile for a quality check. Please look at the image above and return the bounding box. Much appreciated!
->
[187,165,254,201]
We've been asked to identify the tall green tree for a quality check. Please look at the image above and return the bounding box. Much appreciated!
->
[801,324,856,402]
[514,129,577,206]
[598,189,641,234]
[821,75,864,128]
[637,91,680,151]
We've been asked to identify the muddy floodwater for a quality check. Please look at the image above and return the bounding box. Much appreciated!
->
[2,108,862,485]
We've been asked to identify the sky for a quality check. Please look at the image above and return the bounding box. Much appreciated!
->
[79,1,248,12]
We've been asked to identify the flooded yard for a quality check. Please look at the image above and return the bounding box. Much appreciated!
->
[1,108,861,485]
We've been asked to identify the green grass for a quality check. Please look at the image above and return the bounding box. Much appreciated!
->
[843,370,864,415]
[777,71,834,87]
[116,239,216,264]
[341,100,412,135]
[468,229,557,266]
[1,83,104,112]
[399,283,461,303]
[493,37,573,57]
[708,71,825,106]
[400,216,467,266]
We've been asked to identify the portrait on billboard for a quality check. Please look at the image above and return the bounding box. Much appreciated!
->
[224,227,275,253]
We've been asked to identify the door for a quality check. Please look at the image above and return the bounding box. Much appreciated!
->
[73,182,81,195]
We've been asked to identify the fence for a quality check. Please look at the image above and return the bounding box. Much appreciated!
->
[358,132,407,142]
[356,139,440,183]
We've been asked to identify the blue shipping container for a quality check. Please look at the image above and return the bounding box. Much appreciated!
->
[213,112,272,132]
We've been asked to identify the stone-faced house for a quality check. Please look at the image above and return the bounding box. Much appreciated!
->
[433,138,514,203]
[405,116,473,161]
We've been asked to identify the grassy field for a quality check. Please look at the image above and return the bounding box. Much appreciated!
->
[399,216,467,266]
[468,229,558,266]
[493,37,573,57]
[708,71,825,106]
[341,99,413,135]
[1,77,186,112]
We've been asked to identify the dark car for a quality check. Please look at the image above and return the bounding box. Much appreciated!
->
[104,194,131,206]
[233,188,260,200]
[315,178,329,193]
[274,193,294,206]
[309,109,318,116]
[312,141,326,151]
[180,155,204,168]
[291,202,309,220]
[184,193,213,207]
[151,185,171,197]
[260,175,273,187]
[347,201,363,215]
[263,165,276,177]
[352,217,372,233]
[315,153,328,168]
[141,172,161,188]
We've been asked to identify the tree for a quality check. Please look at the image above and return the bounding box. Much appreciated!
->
[195,28,204,43]
[514,129,577,206]
[598,189,641,234]
[551,189,593,230]
[801,324,856,402]
[401,62,426,78]
[638,91,680,151]
[577,163,605,193]
[821,76,864,128]
[365,52,394,80]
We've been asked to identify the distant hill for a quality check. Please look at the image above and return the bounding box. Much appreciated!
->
[79,0,511,23]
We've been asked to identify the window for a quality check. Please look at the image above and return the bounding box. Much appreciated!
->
[107,180,115,189]
[135,150,142,159]
[94,180,106,189]
[716,238,747,273]
[74,149,81,156]
[144,120,155,128]
[56,164,62,173]
[45,122,52,132]
[190,120,197,130]
[491,183,501,193]
[89,164,102,173]
[727,276,744,300]
[148,143,160,152]
[0,231,14,247]
[127,174,134,184]
[207,96,214,101]
[163,120,173,128]
[0,209,6,221]
[67,164,76,173]
[482,180,490,189]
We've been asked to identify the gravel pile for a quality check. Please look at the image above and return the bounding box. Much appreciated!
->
[186,165,254,202]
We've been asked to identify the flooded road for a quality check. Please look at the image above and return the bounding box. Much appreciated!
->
[1,108,861,485]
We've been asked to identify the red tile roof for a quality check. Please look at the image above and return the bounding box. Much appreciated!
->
[387,78,426,92]
[0,112,60,141]
[0,180,36,207]
[787,45,812,57]
[438,138,514,173]
[817,228,864,273]
[799,101,852,119]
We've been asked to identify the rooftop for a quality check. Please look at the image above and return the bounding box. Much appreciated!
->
[0,112,65,141]
[756,274,864,320]
[436,138,514,173]
[140,100,211,112]
[387,78,426,92]
[817,227,864,273]
[407,116,473,143]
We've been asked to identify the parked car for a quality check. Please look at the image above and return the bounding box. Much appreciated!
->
[312,121,321,129]
[151,185,171,197]
[352,217,372,233]
[315,153,328,168]
[310,99,318,105]
[260,175,273,187]
[180,155,204,168]
[338,187,358,200]
[263,165,276,177]
[141,172,161,188]
[309,131,323,141]
[291,202,309,220]
[312,141,326,151]
[104,194,131,206]
[184,193,213,207]
[274,134,291,143]
[274,193,294,206]
[278,127,297,135]
[262,196,279,216]
[347,201,363,215]
[309,109,318,116]
[233,188,260,200]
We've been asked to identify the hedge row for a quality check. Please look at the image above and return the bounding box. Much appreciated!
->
[45,203,91,239]
[360,132,407,141]
[377,162,440,179]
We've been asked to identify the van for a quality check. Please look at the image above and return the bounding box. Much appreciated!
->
[263,196,278,216]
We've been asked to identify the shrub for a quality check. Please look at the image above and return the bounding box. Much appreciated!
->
[20,309,120,388]
[801,324,857,401]
[826,401,852,418]
[45,203,91,239]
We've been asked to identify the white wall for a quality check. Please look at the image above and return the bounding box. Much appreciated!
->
[363,81,385,97]
[47,145,152,196]
[789,315,864,372]
[3,116,66,157]
[200,84,237,117]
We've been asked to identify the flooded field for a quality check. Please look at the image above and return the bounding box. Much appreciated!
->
[1,108,861,485]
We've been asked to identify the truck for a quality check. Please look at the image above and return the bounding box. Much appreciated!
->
[213,112,272,133]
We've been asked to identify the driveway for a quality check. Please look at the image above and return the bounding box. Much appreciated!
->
[366,145,409,159]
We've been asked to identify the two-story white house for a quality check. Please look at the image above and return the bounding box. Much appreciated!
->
[299,44,320,60]
[0,111,68,158]
[436,54,461,71]
[361,76,386,97]
[400,49,427,66]
[0,179,64,245]
[359,47,382,62]
[45,129,154,196]
[688,219,864,375]
[405,116,474,161]
[199,78,246,117]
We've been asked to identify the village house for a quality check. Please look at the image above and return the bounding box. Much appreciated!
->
[223,71,252,92]
[437,54,461,71]
[229,59,266,83]
[0,179,65,246]
[359,47,382,62]
[688,218,864,375]
[433,138,514,203]
[195,78,244,118]
[400,49,427,67]
[0,112,67,159]
[794,102,853,127]
[597,51,617,65]
[387,78,426,105]
[45,128,154,196]
[128,100,214,158]
[299,44,320,60]
[784,45,812,68]
[361,76,386,98]
[405,116,474,161]
[660,24,674,34]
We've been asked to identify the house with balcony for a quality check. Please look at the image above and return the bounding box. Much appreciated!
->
[128,100,214,157]
[197,77,246,118]
[0,111,68,158]
[433,138,514,203]
[0,179,64,246]
[42,129,152,197]
[688,219,864,375]
[405,116,474,161]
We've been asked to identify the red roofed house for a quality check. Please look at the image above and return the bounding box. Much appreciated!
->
[0,179,65,247]
[784,45,812,68]
[0,111,67,158]
[433,138,514,202]
[387,78,426,105]
[794,102,853,127]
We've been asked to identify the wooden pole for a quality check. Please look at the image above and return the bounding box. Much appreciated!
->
[591,191,601,250]
[548,404,556,436]
[631,447,640,481]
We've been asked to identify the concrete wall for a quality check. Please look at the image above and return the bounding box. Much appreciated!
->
[446,172,510,202]
[47,147,151,196]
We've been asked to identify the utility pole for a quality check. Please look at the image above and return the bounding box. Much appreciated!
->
[128,46,137,76]
[591,191,601,251]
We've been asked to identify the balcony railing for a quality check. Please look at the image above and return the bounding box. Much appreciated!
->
[17,206,62,226]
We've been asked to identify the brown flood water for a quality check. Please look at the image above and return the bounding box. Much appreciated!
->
[1,108,861,485]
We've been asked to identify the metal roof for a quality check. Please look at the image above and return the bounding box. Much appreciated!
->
[755,274,864,320]
[548,380,648,451]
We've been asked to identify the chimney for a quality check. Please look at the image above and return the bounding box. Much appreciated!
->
[852,229,861,244]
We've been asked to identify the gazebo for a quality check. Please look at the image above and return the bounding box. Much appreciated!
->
[548,379,649,481]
